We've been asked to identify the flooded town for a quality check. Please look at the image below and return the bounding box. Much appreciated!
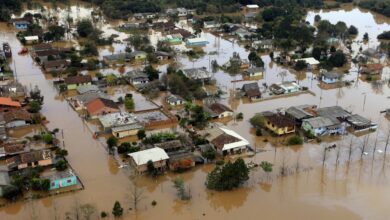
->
[1,0,390,219]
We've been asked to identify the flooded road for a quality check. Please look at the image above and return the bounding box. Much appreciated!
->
[1,2,390,220]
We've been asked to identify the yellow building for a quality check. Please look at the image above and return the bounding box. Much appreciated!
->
[264,113,295,135]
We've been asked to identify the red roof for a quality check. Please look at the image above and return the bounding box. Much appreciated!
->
[0,97,21,108]
[86,98,119,115]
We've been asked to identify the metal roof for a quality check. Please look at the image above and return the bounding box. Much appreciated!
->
[128,147,169,166]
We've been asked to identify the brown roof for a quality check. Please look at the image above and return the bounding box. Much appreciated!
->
[208,103,232,115]
[3,143,26,154]
[86,98,119,115]
[169,29,192,38]
[246,89,261,98]
[35,49,59,57]
[365,63,383,71]
[64,75,92,85]
[43,59,68,68]
[211,134,240,150]
[3,109,31,123]
[0,97,21,107]
[32,43,53,51]
[265,114,295,128]
[154,140,182,150]
[20,150,52,163]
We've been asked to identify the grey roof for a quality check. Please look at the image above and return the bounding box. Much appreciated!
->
[303,116,338,129]
[0,170,10,186]
[322,71,341,79]
[111,123,143,132]
[346,114,374,127]
[76,84,100,94]
[166,94,184,103]
[103,53,132,61]
[99,112,139,129]
[286,105,315,120]
[75,92,109,104]
[242,82,259,92]
[317,106,351,119]
[182,67,212,80]
[244,67,264,74]
[126,70,148,80]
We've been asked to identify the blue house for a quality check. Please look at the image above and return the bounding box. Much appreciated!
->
[186,38,209,47]
[13,20,30,30]
[46,170,78,190]
[321,71,341,84]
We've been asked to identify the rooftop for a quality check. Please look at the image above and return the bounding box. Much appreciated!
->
[86,98,119,114]
[182,67,211,80]
[317,106,351,119]
[99,112,139,128]
[207,103,232,115]
[64,75,92,85]
[286,105,316,120]
[295,57,320,65]
[128,147,169,166]
[76,84,100,94]
[303,116,338,129]
[0,97,21,107]
[346,114,375,127]
[264,113,295,128]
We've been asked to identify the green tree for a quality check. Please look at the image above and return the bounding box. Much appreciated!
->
[202,148,216,161]
[328,50,346,67]
[348,25,358,35]
[106,137,118,149]
[28,100,41,113]
[260,161,273,173]
[363,32,369,41]
[42,133,53,144]
[147,160,158,177]
[172,177,190,200]
[137,129,146,140]
[112,201,123,218]
[206,158,249,191]
[287,135,303,145]
[250,114,265,128]
[295,60,308,71]
[124,97,135,110]
[2,185,21,201]
[144,65,160,81]
[55,160,67,171]
[77,19,94,38]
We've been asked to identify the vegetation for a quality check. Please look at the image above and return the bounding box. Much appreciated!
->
[168,70,208,100]
[359,0,390,18]
[28,101,42,113]
[55,160,68,171]
[260,161,273,173]
[137,129,146,140]
[124,96,135,111]
[377,31,390,40]
[287,135,303,145]
[144,65,160,81]
[117,142,140,154]
[206,158,249,191]
[112,201,123,218]
[250,114,265,128]
[106,137,118,149]
[147,160,159,177]
[202,148,217,161]
[172,177,191,200]
[30,178,50,191]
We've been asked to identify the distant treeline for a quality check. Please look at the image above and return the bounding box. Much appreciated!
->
[358,0,390,18]
[80,0,324,19]
[0,0,23,21]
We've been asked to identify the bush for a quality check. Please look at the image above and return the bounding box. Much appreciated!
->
[287,135,303,145]
[42,133,53,144]
[206,158,249,191]
[250,114,265,128]
[55,160,67,171]
[28,100,41,113]
[255,127,262,136]
[2,185,21,201]
[202,148,216,161]
[236,112,244,120]
[100,211,108,218]
[151,200,157,206]
[216,160,225,166]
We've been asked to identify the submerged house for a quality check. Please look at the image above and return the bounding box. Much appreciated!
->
[125,70,149,87]
[0,97,21,112]
[64,75,92,90]
[360,63,384,75]
[86,98,120,118]
[204,103,233,119]
[128,147,169,174]
[99,112,143,138]
[186,38,209,47]
[43,59,68,73]
[2,109,32,128]
[345,114,377,132]
[182,67,212,81]
[243,67,264,77]
[6,149,53,171]
[166,94,185,106]
[294,57,320,70]
[71,92,109,110]
[302,116,344,137]
[285,105,317,125]
[242,82,261,101]
[321,71,342,84]
[43,170,78,190]
[263,112,295,135]
[202,126,249,155]
[270,82,300,95]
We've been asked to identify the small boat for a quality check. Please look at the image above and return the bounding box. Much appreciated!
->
[18,47,28,55]
[2,43,12,58]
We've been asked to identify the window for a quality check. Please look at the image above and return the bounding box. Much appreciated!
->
[67,179,72,183]
[51,182,55,187]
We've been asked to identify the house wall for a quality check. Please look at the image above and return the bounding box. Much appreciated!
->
[130,159,167,173]
[67,82,92,90]
[17,159,53,170]
[6,120,27,128]
[321,76,337,84]
[265,120,295,135]
[90,107,120,117]
[112,129,139,139]
[218,111,233,118]
[50,175,78,190]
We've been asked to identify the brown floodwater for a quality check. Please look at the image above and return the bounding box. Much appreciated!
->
[1,3,390,220]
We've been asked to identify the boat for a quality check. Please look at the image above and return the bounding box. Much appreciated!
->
[2,43,12,58]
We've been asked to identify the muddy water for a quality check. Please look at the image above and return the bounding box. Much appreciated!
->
[1,3,390,220]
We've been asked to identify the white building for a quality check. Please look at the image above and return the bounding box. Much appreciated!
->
[128,147,169,173]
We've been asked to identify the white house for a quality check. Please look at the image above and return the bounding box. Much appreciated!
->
[24,36,39,44]
[202,127,249,155]
[166,94,185,106]
[128,147,169,174]
[294,57,320,70]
